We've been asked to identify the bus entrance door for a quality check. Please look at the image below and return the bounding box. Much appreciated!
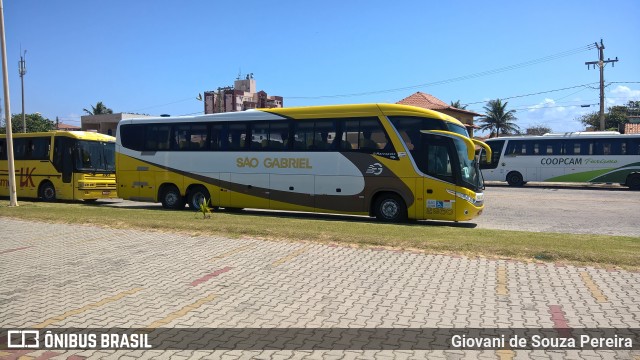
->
[52,136,75,199]
[420,133,458,221]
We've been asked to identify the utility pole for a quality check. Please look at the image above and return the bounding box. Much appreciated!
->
[585,39,618,131]
[19,48,26,132]
[0,0,19,206]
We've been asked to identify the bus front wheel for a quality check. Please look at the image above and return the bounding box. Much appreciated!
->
[506,172,524,187]
[626,173,640,190]
[160,185,185,210]
[39,182,56,202]
[187,185,211,210]
[373,193,407,222]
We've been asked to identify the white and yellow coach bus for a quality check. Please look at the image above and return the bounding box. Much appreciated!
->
[480,132,640,189]
[116,104,491,222]
[0,131,118,201]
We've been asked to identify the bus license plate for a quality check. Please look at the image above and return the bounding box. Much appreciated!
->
[102,191,111,195]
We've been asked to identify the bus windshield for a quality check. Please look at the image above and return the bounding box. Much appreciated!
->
[446,123,469,137]
[75,140,115,173]
[453,137,483,191]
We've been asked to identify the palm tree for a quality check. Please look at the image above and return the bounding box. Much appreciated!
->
[478,99,519,137]
[83,101,113,115]
[450,100,468,110]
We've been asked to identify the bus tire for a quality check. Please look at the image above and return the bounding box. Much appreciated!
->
[373,193,407,222]
[39,181,56,202]
[159,185,184,210]
[187,185,210,210]
[626,173,640,190]
[506,171,524,187]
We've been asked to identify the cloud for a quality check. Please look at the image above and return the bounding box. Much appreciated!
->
[608,85,640,106]
[474,86,640,136]
[515,98,593,133]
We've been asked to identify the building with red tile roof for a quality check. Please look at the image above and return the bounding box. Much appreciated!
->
[397,92,481,136]
[54,121,80,131]
[624,122,640,134]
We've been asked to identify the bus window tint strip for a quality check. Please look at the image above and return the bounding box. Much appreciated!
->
[120,117,394,154]
[502,138,640,156]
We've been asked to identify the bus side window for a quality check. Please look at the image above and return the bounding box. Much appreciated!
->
[146,125,171,151]
[228,123,248,151]
[13,139,26,160]
[595,140,617,155]
[210,124,227,150]
[120,124,145,151]
[189,124,208,150]
[250,123,269,150]
[293,122,313,150]
[172,126,189,150]
[28,138,51,160]
[359,119,388,152]
[0,139,5,160]
[312,120,335,151]
[505,140,524,156]
[268,122,290,150]
[628,139,640,155]
[341,120,359,151]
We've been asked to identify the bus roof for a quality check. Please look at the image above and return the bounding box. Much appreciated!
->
[117,103,466,128]
[485,132,640,141]
[0,130,116,142]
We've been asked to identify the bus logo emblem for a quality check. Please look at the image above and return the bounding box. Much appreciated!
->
[366,163,383,176]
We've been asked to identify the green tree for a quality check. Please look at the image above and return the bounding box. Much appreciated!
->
[525,125,552,136]
[450,100,468,110]
[478,99,519,137]
[83,101,113,115]
[0,113,54,133]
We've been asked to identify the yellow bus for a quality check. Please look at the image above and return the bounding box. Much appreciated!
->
[0,131,118,201]
[116,104,490,222]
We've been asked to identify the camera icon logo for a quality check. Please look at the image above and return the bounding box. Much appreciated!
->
[7,330,40,348]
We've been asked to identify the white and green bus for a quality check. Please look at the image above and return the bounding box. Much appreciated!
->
[480,132,640,189]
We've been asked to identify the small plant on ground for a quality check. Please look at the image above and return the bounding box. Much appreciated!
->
[196,198,214,219]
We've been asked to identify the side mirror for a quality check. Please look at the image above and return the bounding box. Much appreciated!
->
[471,139,492,164]
[420,130,475,160]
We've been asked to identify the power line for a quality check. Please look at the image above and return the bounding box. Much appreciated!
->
[508,103,599,112]
[462,82,598,106]
[464,80,639,111]
[285,44,596,99]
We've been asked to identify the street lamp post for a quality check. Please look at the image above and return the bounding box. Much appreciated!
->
[19,49,26,132]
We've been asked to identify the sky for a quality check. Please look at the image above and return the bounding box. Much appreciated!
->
[2,0,639,134]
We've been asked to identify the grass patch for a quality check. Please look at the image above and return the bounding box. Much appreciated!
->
[1,200,639,270]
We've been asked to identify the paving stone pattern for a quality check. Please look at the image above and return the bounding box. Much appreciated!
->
[1,218,639,359]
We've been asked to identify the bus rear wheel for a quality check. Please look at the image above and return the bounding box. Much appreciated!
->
[39,182,56,202]
[506,171,524,187]
[626,173,640,190]
[160,185,184,210]
[187,185,210,210]
[373,193,407,222]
